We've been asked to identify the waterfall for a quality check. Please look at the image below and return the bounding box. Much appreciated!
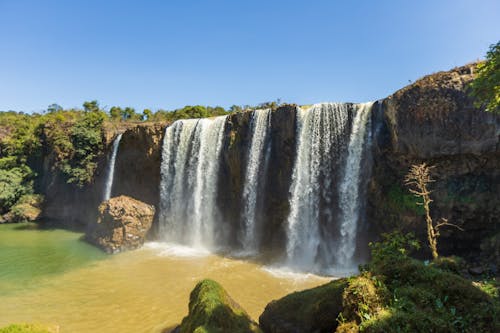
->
[103,133,123,201]
[337,102,373,268]
[159,116,227,249]
[240,109,272,253]
[285,103,373,273]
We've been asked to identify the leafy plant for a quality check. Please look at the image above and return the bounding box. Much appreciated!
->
[470,41,500,113]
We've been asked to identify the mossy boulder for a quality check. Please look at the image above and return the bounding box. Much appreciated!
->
[0,324,58,333]
[341,273,389,324]
[259,278,348,333]
[177,279,261,333]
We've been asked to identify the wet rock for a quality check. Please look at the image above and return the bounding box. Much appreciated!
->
[86,195,155,253]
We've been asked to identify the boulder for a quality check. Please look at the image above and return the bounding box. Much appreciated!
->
[259,278,348,333]
[176,279,261,333]
[86,195,155,253]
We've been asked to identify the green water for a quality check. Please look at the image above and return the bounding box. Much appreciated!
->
[0,222,329,332]
[0,223,106,296]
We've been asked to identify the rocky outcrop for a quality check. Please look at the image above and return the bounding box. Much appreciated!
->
[112,122,165,234]
[368,63,500,260]
[175,279,261,333]
[86,195,155,253]
[259,278,347,333]
[39,122,165,230]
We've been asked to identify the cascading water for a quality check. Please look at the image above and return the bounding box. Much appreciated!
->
[159,116,227,249]
[103,133,123,201]
[337,102,373,268]
[286,103,350,271]
[285,103,373,273]
[240,109,272,253]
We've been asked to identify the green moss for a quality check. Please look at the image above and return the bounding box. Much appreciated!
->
[386,184,425,216]
[179,279,261,333]
[361,234,499,332]
[341,273,389,324]
[259,278,348,332]
[0,324,57,333]
[429,256,466,274]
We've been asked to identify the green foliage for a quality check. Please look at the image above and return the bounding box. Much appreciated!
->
[351,233,499,333]
[179,279,261,333]
[341,273,389,324]
[109,106,122,120]
[0,324,55,333]
[0,166,34,214]
[142,108,152,121]
[387,184,425,216]
[148,105,230,122]
[470,41,500,113]
[429,256,466,275]
[60,108,106,186]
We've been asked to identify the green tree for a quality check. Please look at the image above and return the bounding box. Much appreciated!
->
[470,41,500,113]
[142,108,152,121]
[47,103,63,113]
[121,107,136,120]
[109,106,122,120]
[83,100,100,113]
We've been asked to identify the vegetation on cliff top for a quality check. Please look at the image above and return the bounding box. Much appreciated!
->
[471,41,500,113]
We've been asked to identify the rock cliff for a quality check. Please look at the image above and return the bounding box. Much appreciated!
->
[368,63,500,261]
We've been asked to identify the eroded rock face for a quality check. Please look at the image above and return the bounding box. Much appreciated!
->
[86,195,155,253]
[368,63,500,259]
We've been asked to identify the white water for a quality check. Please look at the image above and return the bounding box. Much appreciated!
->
[159,116,227,249]
[286,103,373,272]
[286,103,350,270]
[103,133,123,201]
[240,109,271,253]
[337,102,373,268]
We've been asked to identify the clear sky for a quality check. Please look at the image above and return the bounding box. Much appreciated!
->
[1,0,499,113]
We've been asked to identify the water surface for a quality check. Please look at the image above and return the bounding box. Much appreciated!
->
[0,223,330,332]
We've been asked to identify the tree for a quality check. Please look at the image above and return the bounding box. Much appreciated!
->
[109,106,122,120]
[229,105,242,113]
[405,163,462,259]
[121,107,137,120]
[83,100,100,113]
[47,103,63,113]
[470,41,500,113]
[142,109,152,121]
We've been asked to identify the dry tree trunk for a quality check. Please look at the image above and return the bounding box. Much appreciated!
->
[405,163,463,259]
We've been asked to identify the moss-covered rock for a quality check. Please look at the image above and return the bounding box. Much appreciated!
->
[341,273,389,324]
[0,324,58,333]
[259,278,348,333]
[177,279,261,333]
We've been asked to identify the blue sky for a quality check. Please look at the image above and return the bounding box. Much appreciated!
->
[1,0,499,113]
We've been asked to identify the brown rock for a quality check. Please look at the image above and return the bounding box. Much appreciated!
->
[86,195,155,253]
